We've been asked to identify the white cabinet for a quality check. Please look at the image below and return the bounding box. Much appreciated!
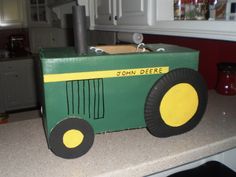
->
[1,0,21,23]
[94,0,116,25]
[149,148,236,177]
[0,0,26,28]
[29,27,69,53]
[154,0,173,21]
[47,0,74,7]
[90,0,236,42]
[222,148,236,172]
[116,0,154,26]
[0,59,37,113]
[28,0,50,26]
[93,0,154,28]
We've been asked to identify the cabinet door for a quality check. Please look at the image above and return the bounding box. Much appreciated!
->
[116,0,154,26]
[29,28,68,53]
[1,59,37,111]
[28,0,50,26]
[0,0,24,26]
[2,70,23,110]
[0,64,5,113]
[94,0,116,25]
[155,0,173,21]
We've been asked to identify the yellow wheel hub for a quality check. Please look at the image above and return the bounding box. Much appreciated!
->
[160,83,199,127]
[63,129,84,148]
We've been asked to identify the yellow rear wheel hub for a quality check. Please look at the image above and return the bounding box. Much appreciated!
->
[160,83,199,127]
[63,129,84,148]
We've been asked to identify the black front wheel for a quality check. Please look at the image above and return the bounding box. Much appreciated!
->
[145,68,208,137]
[49,118,94,159]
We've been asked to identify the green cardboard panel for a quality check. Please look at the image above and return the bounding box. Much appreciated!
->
[39,44,199,139]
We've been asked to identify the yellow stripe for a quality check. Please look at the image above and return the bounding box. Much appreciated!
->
[44,67,169,83]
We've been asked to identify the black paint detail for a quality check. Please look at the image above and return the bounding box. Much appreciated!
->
[83,80,85,114]
[88,80,91,118]
[97,79,100,118]
[65,79,105,119]
[49,118,94,159]
[93,80,97,119]
[66,81,70,115]
[144,68,208,137]
[100,78,105,119]
[77,81,80,114]
[71,81,74,114]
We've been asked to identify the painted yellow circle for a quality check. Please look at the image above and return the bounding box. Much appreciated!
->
[63,129,84,149]
[160,83,199,127]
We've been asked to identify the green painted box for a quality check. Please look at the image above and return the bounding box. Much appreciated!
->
[39,43,207,159]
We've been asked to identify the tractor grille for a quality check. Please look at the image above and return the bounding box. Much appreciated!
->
[65,79,105,119]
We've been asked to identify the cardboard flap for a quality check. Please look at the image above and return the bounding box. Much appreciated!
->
[95,45,150,54]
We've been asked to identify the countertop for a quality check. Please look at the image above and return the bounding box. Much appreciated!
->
[0,91,236,177]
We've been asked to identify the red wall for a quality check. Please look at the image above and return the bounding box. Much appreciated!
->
[143,34,236,89]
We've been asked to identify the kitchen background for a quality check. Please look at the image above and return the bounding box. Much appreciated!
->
[0,0,235,113]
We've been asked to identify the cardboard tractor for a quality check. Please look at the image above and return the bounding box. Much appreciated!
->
[39,43,208,159]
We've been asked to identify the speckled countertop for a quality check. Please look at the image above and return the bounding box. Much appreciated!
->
[0,91,236,177]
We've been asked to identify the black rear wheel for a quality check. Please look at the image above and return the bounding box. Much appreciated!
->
[145,68,208,137]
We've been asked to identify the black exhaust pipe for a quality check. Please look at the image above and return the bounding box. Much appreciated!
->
[72,5,88,55]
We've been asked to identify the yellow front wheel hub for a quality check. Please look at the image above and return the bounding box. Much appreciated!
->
[63,129,84,148]
[160,83,199,127]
